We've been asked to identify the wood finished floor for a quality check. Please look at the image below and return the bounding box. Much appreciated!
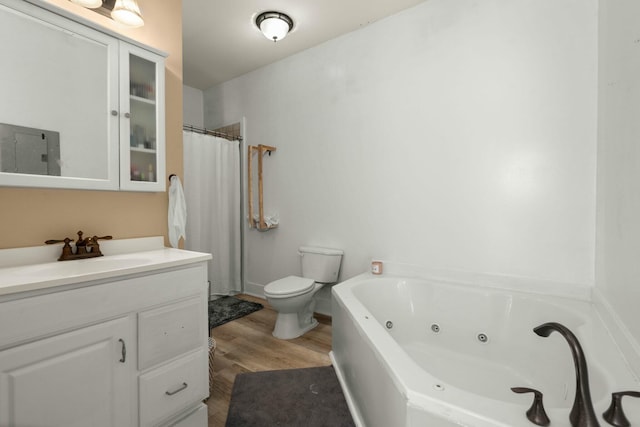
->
[206,294,333,426]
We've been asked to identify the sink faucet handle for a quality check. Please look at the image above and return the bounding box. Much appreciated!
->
[45,237,72,245]
[511,387,551,426]
[45,237,74,260]
[603,391,640,427]
[86,235,112,256]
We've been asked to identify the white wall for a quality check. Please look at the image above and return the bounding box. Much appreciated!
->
[596,0,640,373]
[204,0,598,307]
[183,84,204,128]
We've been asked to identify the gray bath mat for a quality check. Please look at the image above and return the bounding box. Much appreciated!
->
[225,366,355,427]
[208,296,263,330]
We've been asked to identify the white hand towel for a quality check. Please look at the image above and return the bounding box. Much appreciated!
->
[168,175,187,248]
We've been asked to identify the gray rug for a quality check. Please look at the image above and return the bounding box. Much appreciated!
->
[225,366,355,427]
[209,296,263,330]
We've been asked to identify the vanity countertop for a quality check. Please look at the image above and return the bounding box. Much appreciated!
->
[0,238,211,297]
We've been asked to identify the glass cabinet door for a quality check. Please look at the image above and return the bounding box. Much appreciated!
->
[119,43,165,191]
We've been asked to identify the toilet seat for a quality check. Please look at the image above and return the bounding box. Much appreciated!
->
[264,275,315,298]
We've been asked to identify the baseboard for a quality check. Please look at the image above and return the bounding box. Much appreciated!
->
[244,281,265,299]
[315,294,332,317]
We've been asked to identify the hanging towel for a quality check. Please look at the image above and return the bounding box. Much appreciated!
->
[168,175,187,248]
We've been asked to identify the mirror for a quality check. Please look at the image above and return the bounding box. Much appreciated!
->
[0,123,61,176]
[0,0,119,190]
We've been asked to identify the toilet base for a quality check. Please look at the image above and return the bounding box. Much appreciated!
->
[272,312,319,340]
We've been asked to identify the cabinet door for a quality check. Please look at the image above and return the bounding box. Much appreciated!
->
[119,42,166,192]
[0,0,120,191]
[0,317,133,427]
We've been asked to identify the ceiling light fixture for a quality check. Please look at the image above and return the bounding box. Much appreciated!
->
[255,11,293,42]
[69,0,103,8]
[111,0,145,28]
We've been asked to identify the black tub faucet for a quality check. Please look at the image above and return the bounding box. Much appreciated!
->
[534,322,600,427]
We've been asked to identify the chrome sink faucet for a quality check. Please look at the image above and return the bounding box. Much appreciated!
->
[534,322,600,427]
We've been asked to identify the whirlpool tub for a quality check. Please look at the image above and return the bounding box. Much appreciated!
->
[330,270,640,427]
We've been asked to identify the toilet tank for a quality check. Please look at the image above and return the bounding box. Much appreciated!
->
[299,246,343,283]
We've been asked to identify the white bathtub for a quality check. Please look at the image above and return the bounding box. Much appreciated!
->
[330,272,640,427]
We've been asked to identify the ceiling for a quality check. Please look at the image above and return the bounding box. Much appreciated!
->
[182,0,427,90]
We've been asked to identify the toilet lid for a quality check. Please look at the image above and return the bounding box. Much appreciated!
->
[264,276,315,297]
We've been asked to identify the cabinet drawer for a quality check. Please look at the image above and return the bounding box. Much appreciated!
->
[138,297,206,370]
[169,403,207,427]
[139,349,208,427]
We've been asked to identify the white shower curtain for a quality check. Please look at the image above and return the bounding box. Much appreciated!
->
[183,130,241,296]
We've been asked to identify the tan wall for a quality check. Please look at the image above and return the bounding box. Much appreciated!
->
[0,0,183,249]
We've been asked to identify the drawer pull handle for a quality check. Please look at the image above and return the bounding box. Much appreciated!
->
[118,338,126,363]
[165,382,188,396]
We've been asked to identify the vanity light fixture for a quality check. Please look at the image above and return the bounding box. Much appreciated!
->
[111,0,145,28]
[70,0,103,8]
[68,0,145,27]
[255,11,293,42]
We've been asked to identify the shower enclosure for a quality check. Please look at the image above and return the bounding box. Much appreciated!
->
[182,123,244,297]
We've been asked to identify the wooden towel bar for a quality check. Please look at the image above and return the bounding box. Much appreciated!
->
[247,144,277,230]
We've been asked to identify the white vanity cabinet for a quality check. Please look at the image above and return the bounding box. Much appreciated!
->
[0,253,209,427]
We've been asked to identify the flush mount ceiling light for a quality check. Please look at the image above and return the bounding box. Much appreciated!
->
[70,0,102,8]
[255,11,293,42]
[111,0,144,28]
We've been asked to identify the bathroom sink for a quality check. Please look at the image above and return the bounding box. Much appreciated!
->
[0,237,212,297]
[27,257,153,277]
[0,246,212,297]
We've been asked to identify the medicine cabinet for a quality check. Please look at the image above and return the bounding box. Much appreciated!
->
[0,0,166,192]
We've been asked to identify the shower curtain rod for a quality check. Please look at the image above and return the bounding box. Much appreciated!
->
[183,124,243,142]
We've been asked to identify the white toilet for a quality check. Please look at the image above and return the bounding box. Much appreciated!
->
[264,246,343,339]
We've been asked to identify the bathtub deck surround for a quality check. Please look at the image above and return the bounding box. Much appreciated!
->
[0,238,212,427]
[330,263,640,427]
